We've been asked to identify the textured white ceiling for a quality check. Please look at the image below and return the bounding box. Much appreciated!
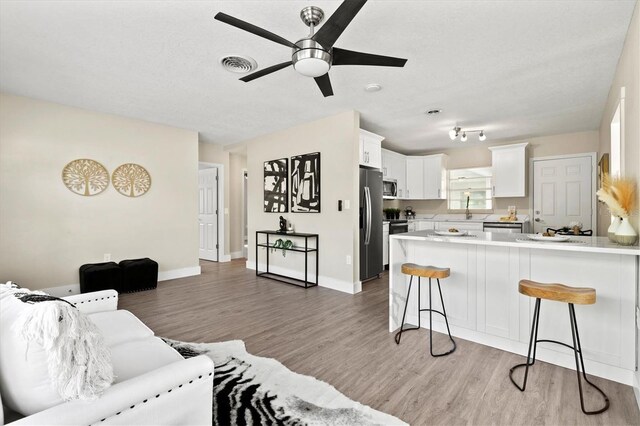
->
[0,1,635,153]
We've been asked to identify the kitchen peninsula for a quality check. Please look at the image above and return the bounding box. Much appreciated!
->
[389,231,640,385]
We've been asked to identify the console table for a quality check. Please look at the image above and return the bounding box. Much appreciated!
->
[255,231,318,288]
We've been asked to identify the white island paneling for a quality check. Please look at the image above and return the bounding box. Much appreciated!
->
[389,231,639,385]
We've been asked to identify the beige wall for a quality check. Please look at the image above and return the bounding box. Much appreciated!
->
[384,130,599,216]
[246,111,361,293]
[0,93,199,290]
[598,1,639,235]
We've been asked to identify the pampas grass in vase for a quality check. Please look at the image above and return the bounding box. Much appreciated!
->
[597,174,638,245]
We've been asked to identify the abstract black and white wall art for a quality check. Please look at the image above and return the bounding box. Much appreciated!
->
[264,158,288,212]
[291,152,320,213]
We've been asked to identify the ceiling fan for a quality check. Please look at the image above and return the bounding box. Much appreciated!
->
[214,0,407,97]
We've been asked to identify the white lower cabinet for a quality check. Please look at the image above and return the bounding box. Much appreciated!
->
[416,220,435,231]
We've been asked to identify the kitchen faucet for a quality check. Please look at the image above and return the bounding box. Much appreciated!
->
[465,194,472,220]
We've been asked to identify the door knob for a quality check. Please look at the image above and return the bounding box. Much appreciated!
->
[535,218,541,222]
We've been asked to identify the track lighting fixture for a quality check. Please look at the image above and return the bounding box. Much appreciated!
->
[449,127,487,142]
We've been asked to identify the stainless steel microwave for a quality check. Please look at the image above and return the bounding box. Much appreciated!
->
[383,179,397,199]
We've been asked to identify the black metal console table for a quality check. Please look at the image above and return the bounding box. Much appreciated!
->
[255,231,318,288]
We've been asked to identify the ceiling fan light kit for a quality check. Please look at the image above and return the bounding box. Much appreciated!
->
[214,0,407,97]
[449,126,487,142]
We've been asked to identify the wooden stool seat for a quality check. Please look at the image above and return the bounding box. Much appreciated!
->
[401,263,450,279]
[519,279,596,305]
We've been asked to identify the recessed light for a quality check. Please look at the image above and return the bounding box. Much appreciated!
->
[364,83,382,92]
[426,109,441,115]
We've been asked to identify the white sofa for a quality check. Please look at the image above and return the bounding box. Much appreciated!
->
[0,289,214,425]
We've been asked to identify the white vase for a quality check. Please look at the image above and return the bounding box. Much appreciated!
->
[608,217,622,242]
[615,217,638,246]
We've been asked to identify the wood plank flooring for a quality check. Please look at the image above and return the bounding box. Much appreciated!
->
[118,260,640,425]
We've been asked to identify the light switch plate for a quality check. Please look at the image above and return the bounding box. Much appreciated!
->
[344,200,350,210]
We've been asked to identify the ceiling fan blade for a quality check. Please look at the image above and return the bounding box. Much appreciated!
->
[314,73,334,97]
[240,61,293,82]
[332,47,407,67]
[312,0,367,49]
[214,12,297,49]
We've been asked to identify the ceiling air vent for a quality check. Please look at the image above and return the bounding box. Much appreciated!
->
[219,55,257,73]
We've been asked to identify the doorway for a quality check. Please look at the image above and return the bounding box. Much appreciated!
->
[198,162,225,262]
[530,153,596,234]
[242,169,248,258]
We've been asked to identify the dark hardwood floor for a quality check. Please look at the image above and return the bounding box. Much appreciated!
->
[118,259,640,425]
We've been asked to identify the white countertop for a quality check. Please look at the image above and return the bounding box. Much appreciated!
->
[391,230,640,256]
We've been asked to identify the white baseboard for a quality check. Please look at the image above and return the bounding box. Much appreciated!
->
[230,251,244,260]
[245,261,360,294]
[158,266,201,281]
[40,266,201,297]
[219,254,232,262]
[634,373,640,411]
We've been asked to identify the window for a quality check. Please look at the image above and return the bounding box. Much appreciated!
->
[448,167,493,210]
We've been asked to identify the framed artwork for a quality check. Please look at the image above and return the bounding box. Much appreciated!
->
[264,158,288,212]
[598,153,609,189]
[291,152,320,213]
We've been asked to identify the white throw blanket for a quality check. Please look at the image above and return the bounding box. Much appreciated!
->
[11,288,114,401]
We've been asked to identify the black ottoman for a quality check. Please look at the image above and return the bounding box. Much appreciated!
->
[120,258,158,292]
[79,262,122,294]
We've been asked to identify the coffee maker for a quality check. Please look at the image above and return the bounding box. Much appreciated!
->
[404,206,416,219]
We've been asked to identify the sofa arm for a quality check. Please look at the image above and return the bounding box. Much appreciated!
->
[10,355,214,425]
[62,290,118,314]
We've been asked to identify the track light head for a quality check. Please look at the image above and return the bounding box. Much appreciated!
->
[479,131,486,141]
[461,132,468,142]
[449,128,458,140]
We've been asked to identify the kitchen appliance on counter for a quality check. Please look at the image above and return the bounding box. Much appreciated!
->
[404,206,416,219]
[382,178,397,199]
[360,168,383,281]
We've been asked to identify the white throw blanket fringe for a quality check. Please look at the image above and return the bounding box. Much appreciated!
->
[14,301,114,400]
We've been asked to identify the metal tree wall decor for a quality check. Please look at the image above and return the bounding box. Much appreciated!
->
[62,159,110,196]
[291,152,320,213]
[112,163,151,197]
[264,158,288,212]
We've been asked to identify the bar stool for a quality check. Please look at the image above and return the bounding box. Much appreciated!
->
[394,263,456,357]
[510,279,609,415]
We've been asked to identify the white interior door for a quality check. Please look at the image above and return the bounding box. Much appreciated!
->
[199,168,218,261]
[532,156,593,233]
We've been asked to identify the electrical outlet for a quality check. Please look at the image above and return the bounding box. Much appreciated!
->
[346,255,351,265]
[636,307,640,330]
[104,253,111,261]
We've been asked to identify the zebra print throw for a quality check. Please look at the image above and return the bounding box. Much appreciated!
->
[163,339,406,426]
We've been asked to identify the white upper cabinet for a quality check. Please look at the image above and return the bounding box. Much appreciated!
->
[422,154,448,199]
[489,143,528,197]
[405,157,424,199]
[381,149,407,198]
[359,129,384,169]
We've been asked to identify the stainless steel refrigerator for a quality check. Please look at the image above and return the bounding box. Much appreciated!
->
[360,168,383,281]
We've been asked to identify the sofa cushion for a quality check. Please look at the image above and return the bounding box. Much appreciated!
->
[88,310,153,347]
[0,283,113,416]
[110,337,184,383]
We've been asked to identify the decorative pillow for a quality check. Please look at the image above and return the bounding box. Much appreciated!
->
[0,282,114,415]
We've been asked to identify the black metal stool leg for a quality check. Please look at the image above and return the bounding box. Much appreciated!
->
[509,298,541,391]
[428,278,457,357]
[395,276,419,344]
[569,304,610,415]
